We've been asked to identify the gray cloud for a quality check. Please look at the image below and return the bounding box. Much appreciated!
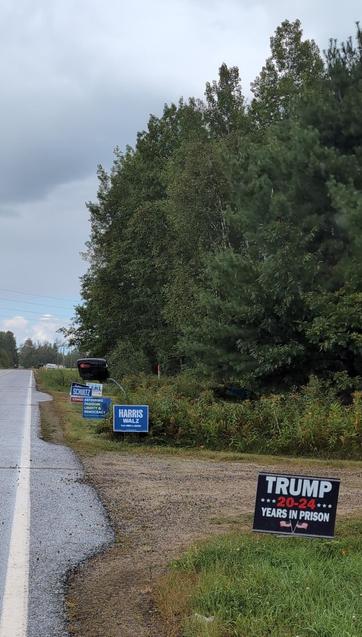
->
[0,0,360,343]
[0,85,161,204]
[1,0,360,206]
[0,207,20,218]
[0,175,96,297]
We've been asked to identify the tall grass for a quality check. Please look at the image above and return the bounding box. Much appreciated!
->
[114,374,362,458]
[36,370,362,459]
[36,367,82,390]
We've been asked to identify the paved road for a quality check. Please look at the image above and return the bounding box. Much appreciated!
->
[0,370,113,636]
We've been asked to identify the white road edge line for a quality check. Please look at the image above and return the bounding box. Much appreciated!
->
[0,371,32,637]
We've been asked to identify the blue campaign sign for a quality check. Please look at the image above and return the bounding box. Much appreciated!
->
[83,397,112,419]
[70,382,92,403]
[113,405,149,433]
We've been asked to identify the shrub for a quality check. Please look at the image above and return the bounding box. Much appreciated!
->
[103,374,362,458]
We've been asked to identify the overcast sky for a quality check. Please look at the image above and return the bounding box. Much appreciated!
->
[0,0,360,347]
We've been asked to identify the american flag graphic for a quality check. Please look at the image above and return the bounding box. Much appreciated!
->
[296,522,309,530]
[279,520,309,533]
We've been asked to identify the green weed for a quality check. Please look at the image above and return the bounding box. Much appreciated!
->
[36,367,82,390]
[36,370,362,459]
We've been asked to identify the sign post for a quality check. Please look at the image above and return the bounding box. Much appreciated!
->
[253,472,340,538]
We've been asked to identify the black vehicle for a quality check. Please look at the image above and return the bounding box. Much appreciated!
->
[77,358,109,382]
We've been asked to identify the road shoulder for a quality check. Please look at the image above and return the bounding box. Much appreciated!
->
[65,451,362,637]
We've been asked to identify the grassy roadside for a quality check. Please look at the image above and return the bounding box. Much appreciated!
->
[35,368,362,459]
[156,517,362,637]
[35,369,362,468]
[36,369,362,637]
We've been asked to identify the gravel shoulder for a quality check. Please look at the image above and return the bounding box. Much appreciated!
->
[29,387,114,637]
[66,451,362,637]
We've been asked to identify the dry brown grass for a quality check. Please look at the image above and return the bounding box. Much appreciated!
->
[39,398,65,444]
[154,571,199,637]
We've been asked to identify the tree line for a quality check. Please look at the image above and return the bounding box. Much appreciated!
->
[69,20,362,392]
[0,332,82,369]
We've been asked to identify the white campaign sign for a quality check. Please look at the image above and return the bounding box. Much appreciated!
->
[86,382,103,397]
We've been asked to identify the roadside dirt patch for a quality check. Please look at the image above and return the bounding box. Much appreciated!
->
[66,452,362,637]
[39,396,64,444]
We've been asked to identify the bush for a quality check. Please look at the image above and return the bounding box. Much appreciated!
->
[103,374,362,458]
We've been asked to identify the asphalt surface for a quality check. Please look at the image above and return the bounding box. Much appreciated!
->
[0,370,113,636]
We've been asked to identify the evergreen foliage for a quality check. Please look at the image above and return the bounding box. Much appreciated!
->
[0,331,18,368]
[18,339,62,368]
[69,21,362,391]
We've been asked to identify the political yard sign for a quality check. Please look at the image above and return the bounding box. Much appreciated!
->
[70,382,92,403]
[86,382,103,397]
[83,397,112,419]
[113,405,149,433]
[253,472,340,538]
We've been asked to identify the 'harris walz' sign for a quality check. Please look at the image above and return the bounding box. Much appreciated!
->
[113,405,149,433]
[253,472,340,538]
